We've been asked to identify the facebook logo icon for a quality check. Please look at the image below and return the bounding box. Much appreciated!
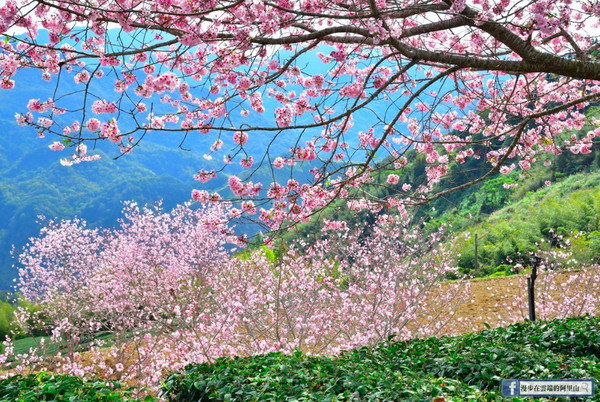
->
[502,380,519,396]
[501,379,595,397]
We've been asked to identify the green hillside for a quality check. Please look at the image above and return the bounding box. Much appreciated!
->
[278,124,600,277]
[451,171,600,277]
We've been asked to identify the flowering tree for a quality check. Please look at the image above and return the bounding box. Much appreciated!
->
[6,203,233,376]
[2,0,600,229]
[5,203,468,389]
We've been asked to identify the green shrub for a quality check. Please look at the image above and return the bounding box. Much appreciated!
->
[0,301,15,342]
[492,264,507,274]
[162,316,600,401]
[0,372,155,401]
[3,317,600,400]
[162,351,486,401]
[488,264,515,278]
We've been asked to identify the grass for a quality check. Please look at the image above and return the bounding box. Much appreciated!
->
[12,336,45,356]
[11,332,115,360]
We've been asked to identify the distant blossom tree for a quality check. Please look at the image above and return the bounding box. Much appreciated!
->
[1,0,600,229]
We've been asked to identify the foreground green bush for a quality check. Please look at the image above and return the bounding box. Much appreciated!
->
[2,316,599,401]
[162,351,486,401]
[162,316,600,401]
[0,372,156,402]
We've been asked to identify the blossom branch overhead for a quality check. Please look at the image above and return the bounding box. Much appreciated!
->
[1,0,600,230]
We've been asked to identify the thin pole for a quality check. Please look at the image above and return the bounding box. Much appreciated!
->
[474,233,478,274]
[528,257,540,321]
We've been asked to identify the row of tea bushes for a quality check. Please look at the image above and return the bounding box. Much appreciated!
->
[2,316,600,401]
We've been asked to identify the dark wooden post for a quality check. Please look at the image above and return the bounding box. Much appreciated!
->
[527,256,541,321]
[474,233,478,274]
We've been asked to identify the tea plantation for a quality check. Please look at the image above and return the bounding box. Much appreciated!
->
[1,316,599,401]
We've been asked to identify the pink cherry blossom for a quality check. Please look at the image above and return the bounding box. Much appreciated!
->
[7,205,477,389]
[387,174,399,185]
[233,131,248,146]
[0,0,599,249]
[85,118,100,131]
[48,141,65,151]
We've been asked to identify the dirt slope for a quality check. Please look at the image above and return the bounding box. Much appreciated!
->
[436,269,600,336]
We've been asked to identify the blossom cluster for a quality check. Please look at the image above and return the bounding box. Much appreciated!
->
[4,204,468,389]
[0,0,598,222]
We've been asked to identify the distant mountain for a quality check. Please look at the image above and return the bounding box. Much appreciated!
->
[0,70,257,289]
[0,64,337,289]
[0,119,205,289]
[0,55,454,289]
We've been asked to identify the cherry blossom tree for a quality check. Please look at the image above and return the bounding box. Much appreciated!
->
[5,202,468,388]
[1,0,600,230]
[6,202,598,389]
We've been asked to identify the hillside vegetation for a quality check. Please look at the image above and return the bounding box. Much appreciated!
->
[453,171,600,276]
[163,315,600,401]
[2,316,598,401]
[281,132,600,277]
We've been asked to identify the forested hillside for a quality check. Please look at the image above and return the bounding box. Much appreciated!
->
[2,68,600,288]
[0,69,321,288]
[0,127,201,288]
[281,112,600,277]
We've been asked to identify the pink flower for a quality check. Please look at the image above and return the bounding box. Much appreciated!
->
[15,113,29,126]
[27,98,42,111]
[233,131,248,146]
[191,189,209,203]
[241,201,257,214]
[250,92,264,113]
[273,157,284,169]
[100,119,120,142]
[74,70,90,84]
[340,82,364,98]
[91,100,117,114]
[211,139,223,152]
[194,169,216,183]
[322,220,347,231]
[85,118,100,131]
[228,176,244,195]
[387,174,399,185]
[296,147,316,161]
[518,160,531,170]
[0,78,14,89]
[415,102,429,112]
[76,144,87,156]
[37,117,53,128]
[48,141,64,151]
[240,156,254,168]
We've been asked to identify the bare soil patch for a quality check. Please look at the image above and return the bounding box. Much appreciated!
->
[436,268,600,336]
